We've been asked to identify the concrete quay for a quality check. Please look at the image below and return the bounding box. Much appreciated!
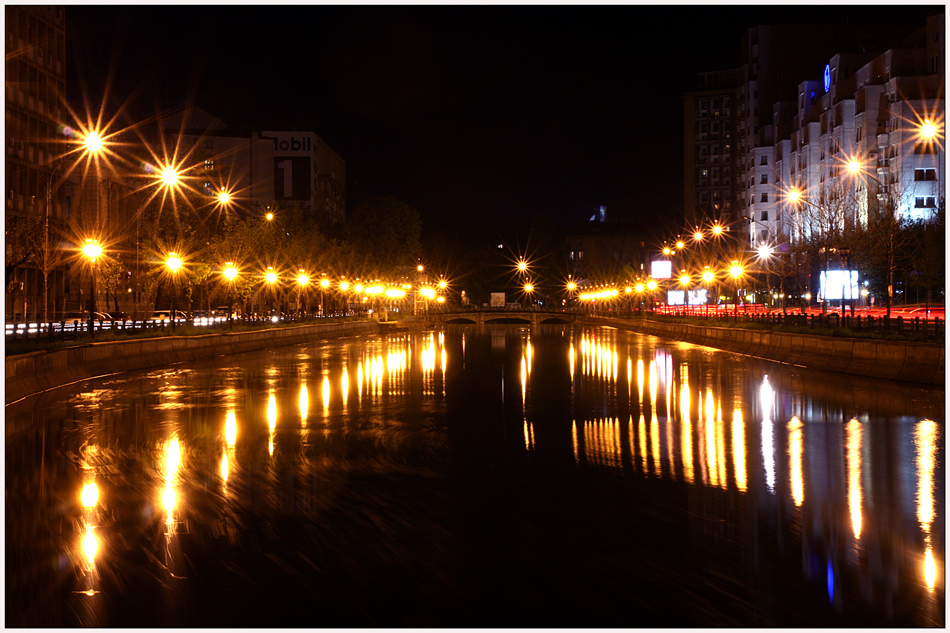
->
[591,316,944,387]
[5,321,379,405]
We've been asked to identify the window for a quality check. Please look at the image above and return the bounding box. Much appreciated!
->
[915,197,936,208]
[915,168,937,181]
[761,194,768,202]
[760,156,768,165]
[761,211,768,220]
[204,159,215,170]
[760,174,768,184]
[204,140,214,149]
[915,142,936,154]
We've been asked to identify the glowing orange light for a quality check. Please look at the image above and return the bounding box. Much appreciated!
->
[82,240,101,261]
[166,253,182,272]
[84,131,103,153]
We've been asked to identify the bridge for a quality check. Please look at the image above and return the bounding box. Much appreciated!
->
[425,309,582,326]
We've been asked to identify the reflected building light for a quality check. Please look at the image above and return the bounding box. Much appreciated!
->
[165,436,181,476]
[521,355,527,406]
[704,390,719,488]
[342,367,349,407]
[762,417,776,495]
[322,376,330,412]
[81,482,99,509]
[733,410,747,493]
[789,416,805,507]
[638,414,648,473]
[715,401,727,490]
[612,351,618,384]
[761,376,776,494]
[649,360,658,406]
[651,412,662,476]
[162,485,176,514]
[357,362,364,400]
[760,375,774,420]
[626,357,632,402]
[220,452,229,483]
[846,418,863,539]
[526,340,533,373]
[523,419,534,451]
[299,384,309,425]
[82,527,98,569]
[925,547,937,591]
[680,381,694,484]
[268,394,278,430]
[569,344,575,382]
[915,419,938,590]
[225,411,237,447]
[572,420,579,462]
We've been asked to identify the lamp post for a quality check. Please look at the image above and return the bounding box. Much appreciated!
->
[265,268,278,316]
[296,270,309,319]
[166,253,182,329]
[730,261,743,321]
[223,262,238,328]
[702,268,715,316]
[82,240,101,339]
[679,273,690,314]
[320,277,330,317]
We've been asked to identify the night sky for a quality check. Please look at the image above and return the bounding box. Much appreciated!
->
[64,4,943,239]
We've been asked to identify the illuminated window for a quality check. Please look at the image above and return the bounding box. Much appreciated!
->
[915,197,936,208]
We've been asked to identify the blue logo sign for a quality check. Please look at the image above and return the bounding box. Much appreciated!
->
[823,64,831,93]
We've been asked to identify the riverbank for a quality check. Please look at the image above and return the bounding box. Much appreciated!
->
[590,315,944,386]
[5,320,379,405]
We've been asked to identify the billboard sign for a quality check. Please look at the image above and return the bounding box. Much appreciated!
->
[651,260,672,280]
[819,270,858,301]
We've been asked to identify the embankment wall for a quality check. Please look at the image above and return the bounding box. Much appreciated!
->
[591,317,944,386]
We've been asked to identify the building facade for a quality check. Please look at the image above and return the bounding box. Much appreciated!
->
[683,69,740,231]
[732,18,945,248]
[5,6,68,320]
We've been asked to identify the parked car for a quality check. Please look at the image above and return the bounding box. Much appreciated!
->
[149,310,188,323]
[213,305,241,320]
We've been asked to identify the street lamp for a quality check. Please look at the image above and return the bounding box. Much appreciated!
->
[679,273,690,313]
[223,262,238,327]
[320,277,330,316]
[702,268,715,316]
[82,239,101,338]
[730,261,744,320]
[265,267,279,317]
[296,270,309,318]
[165,252,182,329]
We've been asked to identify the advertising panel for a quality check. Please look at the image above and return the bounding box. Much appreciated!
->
[651,260,672,279]
[819,270,858,301]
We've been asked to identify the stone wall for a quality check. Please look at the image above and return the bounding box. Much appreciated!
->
[592,317,944,386]
[6,321,379,405]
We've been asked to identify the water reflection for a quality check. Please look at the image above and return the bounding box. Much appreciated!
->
[4,325,944,628]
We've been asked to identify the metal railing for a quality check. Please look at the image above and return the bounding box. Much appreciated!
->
[4,313,346,342]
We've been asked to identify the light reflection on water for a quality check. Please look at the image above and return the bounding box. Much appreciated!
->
[4,324,944,627]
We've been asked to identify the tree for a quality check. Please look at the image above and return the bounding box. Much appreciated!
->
[904,198,945,313]
[345,196,422,276]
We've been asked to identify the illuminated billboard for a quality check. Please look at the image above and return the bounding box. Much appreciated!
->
[819,270,858,301]
[667,289,708,306]
[651,260,672,279]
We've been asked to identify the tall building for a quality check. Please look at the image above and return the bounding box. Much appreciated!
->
[5,6,68,320]
[732,19,943,247]
[158,109,347,226]
[683,69,740,231]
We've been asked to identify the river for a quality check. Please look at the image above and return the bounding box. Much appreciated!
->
[5,324,944,627]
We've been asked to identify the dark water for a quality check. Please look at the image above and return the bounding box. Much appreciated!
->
[5,325,945,627]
